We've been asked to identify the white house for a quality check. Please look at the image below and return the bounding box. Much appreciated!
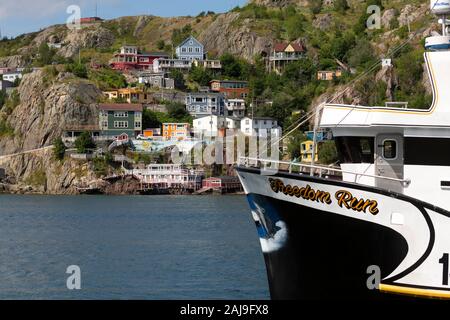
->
[2,71,22,83]
[153,58,192,73]
[225,99,246,118]
[240,117,282,137]
[193,115,241,137]
[193,115,225,137]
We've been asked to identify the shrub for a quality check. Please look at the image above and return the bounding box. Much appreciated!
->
[75,131,96,154]
[319,141,338,164]
[53,137,67,161]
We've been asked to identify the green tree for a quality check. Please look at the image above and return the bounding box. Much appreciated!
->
[189,65,212,86]
[142,109,162,129]
[220,53,242,78]
[167,102,189,119]
[319,141,338,164]
[0,91,6,109]
[334,0,349,14]
[53,137,67,161]
[171,24,193,47]
[36,42,56,66]
[310,0,323,15]
[170,69,186,89]
[347,39,376,70]
[75,131,96,154]
[156,39,165,50]
[284,14,304,41]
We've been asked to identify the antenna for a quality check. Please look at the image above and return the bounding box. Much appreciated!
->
[95,1,98,17]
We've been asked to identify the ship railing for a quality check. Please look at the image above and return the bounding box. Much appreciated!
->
[239,157,411,187]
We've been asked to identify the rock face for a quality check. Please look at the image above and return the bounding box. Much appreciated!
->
[375,65,398,101]
[382,8,398,29]
[313,14,333,31]
[0,55,25,68]
[198,13,273,61]
[250,0,309,7]
[0,69,103,193]
[58,26,116,58]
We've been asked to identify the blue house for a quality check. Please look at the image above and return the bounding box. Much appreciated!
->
[175,36,205,61]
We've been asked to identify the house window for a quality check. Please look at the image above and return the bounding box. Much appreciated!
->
[195,47,200,53]
[135,121,141,128]
[245,119,249,125]
[114,121,129,128]
[182,48,187,52]
[102,121,108,128]
[114,111,128,118]
[383,140,397,159]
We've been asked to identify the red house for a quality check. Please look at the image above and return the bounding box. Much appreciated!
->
[77,17,103,24]
[110,46,169,71]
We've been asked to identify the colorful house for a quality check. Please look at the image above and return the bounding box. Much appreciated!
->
[317,70,343,81]
[300,140,319,163]
[210,80,249,99]
[269,41,306,74]
[104,88,154,104]
[162,123,191,140]
[99,103,143,138]
[175,36,205,61]
[110,46,169,71]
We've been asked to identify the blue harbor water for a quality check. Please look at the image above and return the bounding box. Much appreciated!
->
[0,195,269,300]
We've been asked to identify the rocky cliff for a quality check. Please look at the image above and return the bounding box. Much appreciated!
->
[0,69,103,194]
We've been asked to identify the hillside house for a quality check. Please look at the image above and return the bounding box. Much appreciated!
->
[240,117,282,137]
[162,123,191,140]
[175,36,205,61]
[225,99,246,118]
[269,41,306,74]
[153,58,192,73]
[0,80,13,92]
[110,46,169,71]
[99,103,143,138]
[192,59,222,70]
[210,80,249,99]
[317,70,343,81]
[138,72,175,89]
[2,71,22,83]
[104,88,154,104]
[193,115,240,137]
[185,92,226,118]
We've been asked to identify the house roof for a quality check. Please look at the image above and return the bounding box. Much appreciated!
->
[177,35,204,49]
[140,52,170,57]
[243,116,277,121]
[99,103,143,112]
[273,41,306,52]
[210,79,248,84]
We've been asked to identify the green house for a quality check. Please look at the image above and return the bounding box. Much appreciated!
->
[99,103,143,138]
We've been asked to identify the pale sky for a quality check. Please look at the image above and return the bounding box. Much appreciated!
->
[0,0,248,38]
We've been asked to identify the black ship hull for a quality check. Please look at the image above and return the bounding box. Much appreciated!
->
[236,166,450,300]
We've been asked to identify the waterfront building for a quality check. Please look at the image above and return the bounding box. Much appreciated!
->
[185,92,226,118]
[127,164,205,192]
[269,41,306,74]
[201,176,243,193]
[162,123,191,140]
[210,80,249,99]
[175,36,205,61]
[99,103,143,138]
[225,99,246,118]
[240,117,281,137]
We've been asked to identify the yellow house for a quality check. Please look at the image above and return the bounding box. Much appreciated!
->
[317,70,343,81]
[301,140,318,163]
[104,88,153,104]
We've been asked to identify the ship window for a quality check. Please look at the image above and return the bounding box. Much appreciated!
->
[383,140,397,159]
[335,137,375,164]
